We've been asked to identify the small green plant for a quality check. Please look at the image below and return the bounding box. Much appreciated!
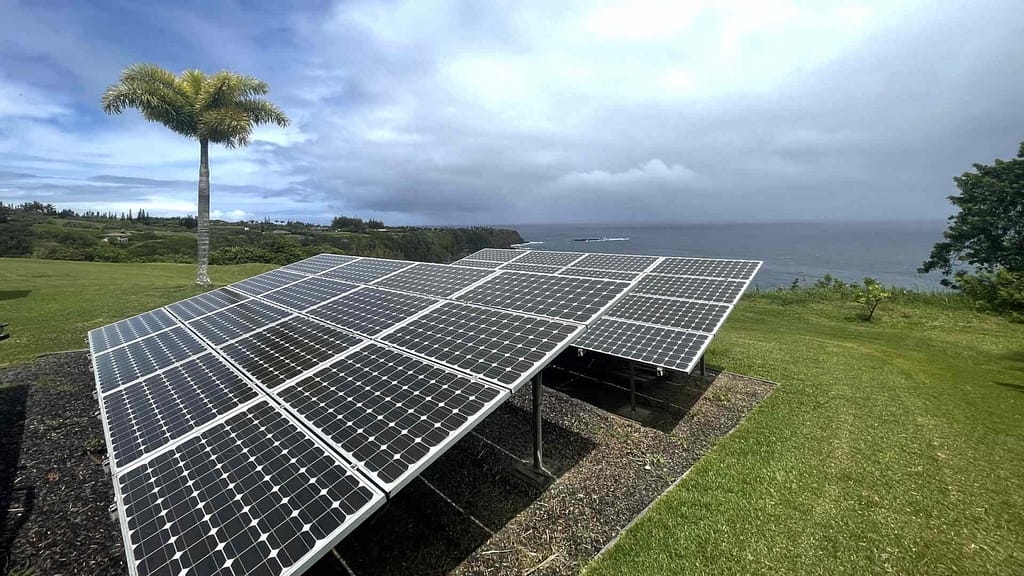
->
[814,274,848,292]
[851,277,891,321]
[789,278,801,291]
[84,436,105,454]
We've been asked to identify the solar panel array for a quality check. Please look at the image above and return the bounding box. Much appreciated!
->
[458,248,761,372]
[89,248,758,576]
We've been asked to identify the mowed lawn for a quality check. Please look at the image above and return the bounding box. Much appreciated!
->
[588,291,1024,575]
[0,258,274,366]
[2,259,1023,575]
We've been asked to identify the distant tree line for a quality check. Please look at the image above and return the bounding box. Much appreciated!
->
[0,200,523,265]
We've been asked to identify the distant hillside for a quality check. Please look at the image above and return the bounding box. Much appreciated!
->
[0,201,524,265]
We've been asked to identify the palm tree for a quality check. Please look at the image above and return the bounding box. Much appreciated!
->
[102,64,289,285]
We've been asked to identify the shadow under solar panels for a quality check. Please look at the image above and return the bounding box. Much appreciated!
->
[275,343,508,492]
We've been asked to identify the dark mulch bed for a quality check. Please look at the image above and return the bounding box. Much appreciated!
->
[0,353,125,575]
[0,351,774,576]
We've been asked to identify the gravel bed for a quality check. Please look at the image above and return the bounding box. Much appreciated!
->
[0,351,773,576]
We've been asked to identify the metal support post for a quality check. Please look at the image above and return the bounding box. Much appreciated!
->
[699,354,706,376]
[629,361,637,414]
[532,372,546,474]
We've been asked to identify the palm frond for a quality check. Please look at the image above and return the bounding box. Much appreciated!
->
[238,98,290,128]
[198,107,252,148]
[101,63,196,137]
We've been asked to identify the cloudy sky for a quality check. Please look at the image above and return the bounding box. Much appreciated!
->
[1,0,1022,224]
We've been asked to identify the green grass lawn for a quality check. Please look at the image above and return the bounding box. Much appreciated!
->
[587,290,1024,575]
[0,258,274,366]
[1,259,1022,574]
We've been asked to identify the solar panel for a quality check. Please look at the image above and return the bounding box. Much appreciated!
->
[372,263,495,297]
[513,251,584,267]
[606,294,730,333]
[573,253,658,272]
[114,400,384,576]
[89,309,179,353]
[498,262,563,274]
[94,326,209,394]
[319,258,415,283]
[165,288,248,322]
[307,287,438,337]
[101,352,259,471]
[231,268,306,296]
[261,276,359,312]
[220,316,363,389]
[456,271,629,323]
[276,343,508,491]
[187,299,293,346]
[650,257,760,280]
[559,267,641,282]
[381,302,581,389]
[450,259,503,269]
[574,318,710,372]
[633,274,747,303]
[463,248,524,262]
[281,254,359,276]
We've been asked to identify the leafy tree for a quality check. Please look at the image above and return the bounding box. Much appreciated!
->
[852,277,891,321]
[102,64,289,284]
[921,143,1024,278]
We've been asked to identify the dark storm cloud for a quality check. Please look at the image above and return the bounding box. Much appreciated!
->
[1,0,1022,224]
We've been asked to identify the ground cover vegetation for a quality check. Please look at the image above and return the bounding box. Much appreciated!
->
[587,283,1023,575]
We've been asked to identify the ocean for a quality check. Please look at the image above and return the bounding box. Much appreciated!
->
[506,221,949,290]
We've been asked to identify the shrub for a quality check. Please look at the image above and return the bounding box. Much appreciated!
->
[851,277,891,321]
[955,269,1024,321]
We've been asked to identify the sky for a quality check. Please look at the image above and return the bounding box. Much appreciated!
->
[0,0,1022,225]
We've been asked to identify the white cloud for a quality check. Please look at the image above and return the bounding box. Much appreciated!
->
[211,209,256,221]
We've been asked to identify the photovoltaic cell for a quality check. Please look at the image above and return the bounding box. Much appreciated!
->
[261,276,358,312]
[372,263,495,297]
[463,248,523,262]
[220,316,363,388]
[559,267,640,282]
[188,299,293,346]
[281,254,359,276]
[116,400,383,576]
[89,309,179,353]
[381,302,580,389]
[450,259,503,269]
[231,268,305,296]
[277,343,507,489]
[606,294,730,333]
[94,326,208,394]
[633,274,747,303]
[319,258,415,283]
[513,251,584,267]
[165,288,248,322]
[498,262,562,274]
[456,271,628,323]
[651,257,760,280]
[307,287,438,337]
[101,353,259,470]
[573,253,658,272]
[574,318,709,372]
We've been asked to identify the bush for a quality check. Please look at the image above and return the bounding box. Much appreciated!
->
[851,277,891,321]
[956,269,1024,321]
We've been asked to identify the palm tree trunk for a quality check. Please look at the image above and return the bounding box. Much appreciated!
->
[195,138,212,285]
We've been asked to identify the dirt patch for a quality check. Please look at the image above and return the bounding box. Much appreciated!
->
[0,351,774,576]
